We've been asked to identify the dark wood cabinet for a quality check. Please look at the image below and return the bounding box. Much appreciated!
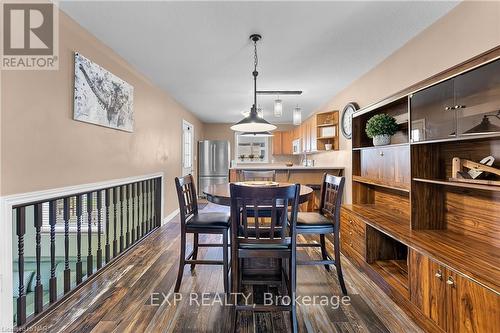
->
[410,250,500,333]
[410,79,456,142]
[344,48,500,333]
[411,58,500,143]
[455,59,500,136]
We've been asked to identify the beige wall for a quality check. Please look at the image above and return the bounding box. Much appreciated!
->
[1,11,204,216]
[309,1,500,203]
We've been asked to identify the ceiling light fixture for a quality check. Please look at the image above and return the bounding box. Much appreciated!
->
[293,105,302,125]
[240,131,273,137]
[274,97,283,117]
[231,34,277,132]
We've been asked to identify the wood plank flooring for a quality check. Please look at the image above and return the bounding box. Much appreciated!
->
[30,203,422,333]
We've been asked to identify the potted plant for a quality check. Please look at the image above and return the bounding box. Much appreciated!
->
[365,113,398,146]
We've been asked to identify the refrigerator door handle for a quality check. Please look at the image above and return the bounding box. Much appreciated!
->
[211,144,216,172]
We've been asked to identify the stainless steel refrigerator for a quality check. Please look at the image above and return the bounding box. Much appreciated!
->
[198,140,230,196]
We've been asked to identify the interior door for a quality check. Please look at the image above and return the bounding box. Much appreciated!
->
[182,120,194,176]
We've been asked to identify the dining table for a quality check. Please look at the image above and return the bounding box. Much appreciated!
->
[202,182,314,207]
[202,182,314,279]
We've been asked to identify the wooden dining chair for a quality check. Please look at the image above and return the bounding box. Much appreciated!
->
[230,183,300,333]
[241,170,276,182]
[294,173,347,295]
[174,174,230,293]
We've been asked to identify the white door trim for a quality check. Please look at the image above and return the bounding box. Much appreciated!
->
[181,119,195,176]
[0,172,164,330]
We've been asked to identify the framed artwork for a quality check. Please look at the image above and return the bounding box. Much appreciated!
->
[74,52,134,132]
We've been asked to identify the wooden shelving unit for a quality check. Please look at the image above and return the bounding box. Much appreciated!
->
[342,49,500,333]
[315,111,339,151]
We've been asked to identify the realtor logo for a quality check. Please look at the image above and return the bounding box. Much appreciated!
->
[1,1,58,70]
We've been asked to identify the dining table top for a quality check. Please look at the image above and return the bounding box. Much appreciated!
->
[202,182,314,206]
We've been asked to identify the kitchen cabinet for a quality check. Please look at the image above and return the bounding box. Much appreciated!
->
[282,130,293,155]
[409,250,500,333]
[272,131,283,155]
[410,58,500,142]
[272,130,294,155]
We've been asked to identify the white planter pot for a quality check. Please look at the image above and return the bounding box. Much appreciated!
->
[324,144,333,151]
[373,134,391,146]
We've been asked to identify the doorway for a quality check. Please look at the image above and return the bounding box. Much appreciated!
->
[182,120,194,176]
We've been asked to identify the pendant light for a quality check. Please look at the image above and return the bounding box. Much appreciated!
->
[240,131,273,137]
[293,105,302,125]
[274,97,283,117]
[231,34,277,132]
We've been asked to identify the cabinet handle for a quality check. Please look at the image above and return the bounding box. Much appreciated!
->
[349,220,353,224]
[379,151,384,156]
[455,105,466,109]
[446,276,455,287]
[349,231,353,235]
[444,106,452,111]
[435,270,442,280]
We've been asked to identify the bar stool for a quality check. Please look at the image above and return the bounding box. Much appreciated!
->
[294,173,347,295]
[241,170,276,182]
[174,174,230,293]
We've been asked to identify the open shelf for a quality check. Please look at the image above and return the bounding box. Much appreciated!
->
[370,259,409,298]
[344,204,500,293]
[413,177,500,192]
[317,136,336,140]
[353,175,410,192]
[317,123,335,128]
[352,142,409,151]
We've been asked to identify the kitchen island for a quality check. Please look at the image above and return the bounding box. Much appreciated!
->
[229,165,344,210]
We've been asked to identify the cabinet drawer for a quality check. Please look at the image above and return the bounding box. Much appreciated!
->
[341,209,366,257]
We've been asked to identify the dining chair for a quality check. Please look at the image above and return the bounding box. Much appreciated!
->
[241,170,276,182]
[241,170,277,218]
[294,173,347,295]
[174,174,230,293]
[230,183,300,333]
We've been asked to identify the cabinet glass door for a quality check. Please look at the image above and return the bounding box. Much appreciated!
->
[410,79,455,142]
[455,59,500,136]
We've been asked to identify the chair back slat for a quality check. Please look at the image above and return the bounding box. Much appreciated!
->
[175,175,198,226]
[319,173,345,230]
[230,184,300,246]
[242,170,276,182]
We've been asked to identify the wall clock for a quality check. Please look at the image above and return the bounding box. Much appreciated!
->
[341,102,359,139]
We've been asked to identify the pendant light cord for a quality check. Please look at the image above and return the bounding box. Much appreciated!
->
[252,38,259,113]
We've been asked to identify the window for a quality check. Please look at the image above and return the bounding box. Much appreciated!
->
[235,132,270,163]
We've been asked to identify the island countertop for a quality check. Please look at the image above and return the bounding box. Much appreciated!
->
[229,165,345,170]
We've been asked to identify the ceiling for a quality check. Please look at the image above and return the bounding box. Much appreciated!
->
[60,1,458,124]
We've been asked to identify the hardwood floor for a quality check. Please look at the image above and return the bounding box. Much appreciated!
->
[31,203,422,333]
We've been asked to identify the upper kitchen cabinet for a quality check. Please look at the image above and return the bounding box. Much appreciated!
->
[410,58,500,143]
[455,59,500,136]
[272,130,294,155]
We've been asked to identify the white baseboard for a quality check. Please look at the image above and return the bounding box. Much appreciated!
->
[163,209,179,225]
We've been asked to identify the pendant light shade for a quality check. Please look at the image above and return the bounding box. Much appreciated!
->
[231,34,277,133]
[231,107,277,132]
[240,131,273,137]
[463,113,500,134]
[274,98,283,117]
[293,105,302,125]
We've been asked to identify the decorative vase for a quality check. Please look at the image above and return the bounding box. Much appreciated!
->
[373,134,391,146]
[324,143,333,151]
